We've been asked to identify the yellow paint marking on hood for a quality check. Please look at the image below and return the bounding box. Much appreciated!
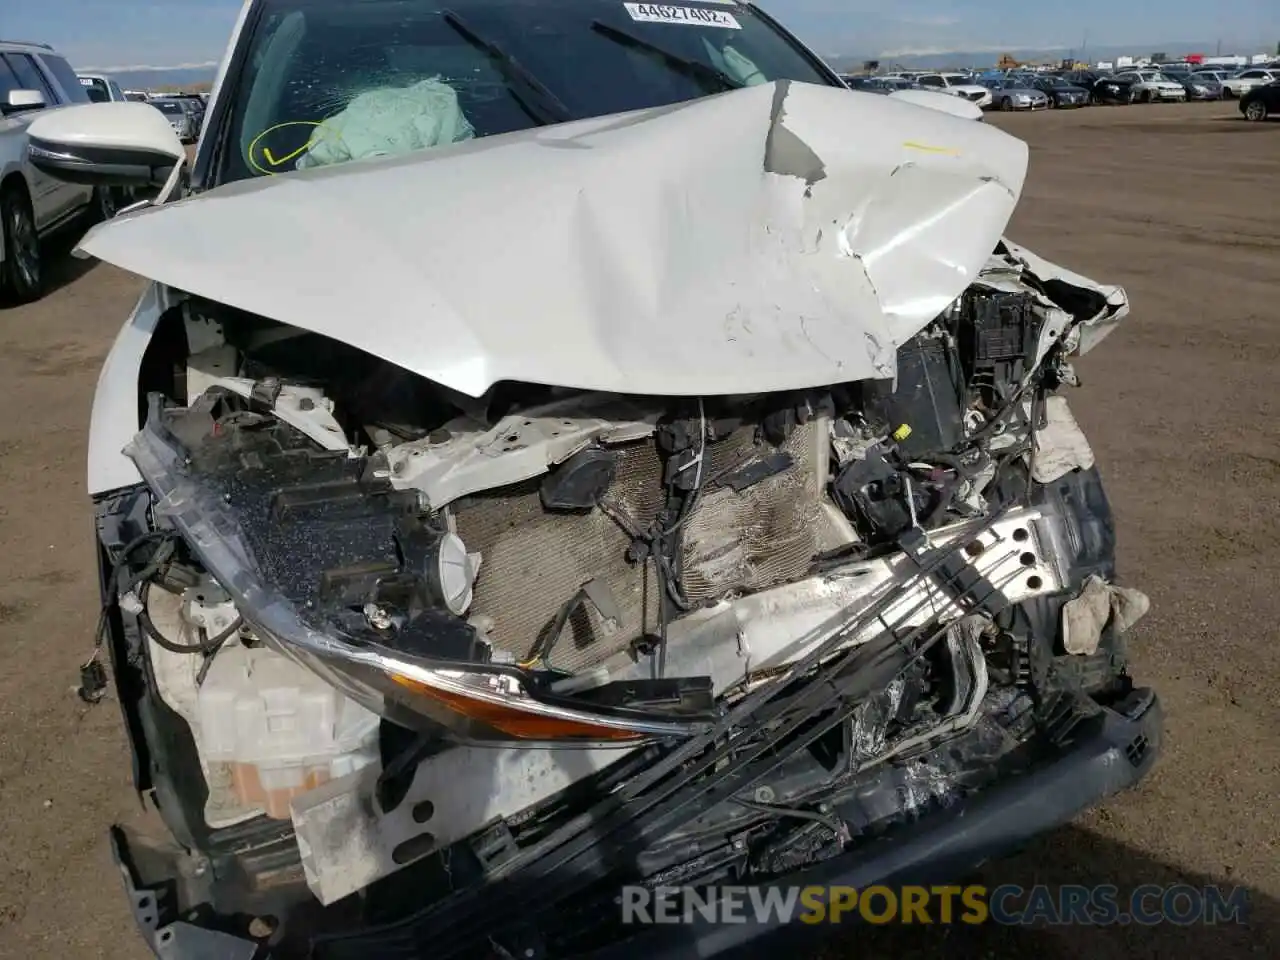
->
[902,141,961,155]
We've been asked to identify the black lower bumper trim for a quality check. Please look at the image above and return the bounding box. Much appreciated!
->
[113,689,1160,960]
[110,826,260,960]
[580,688,1162,960]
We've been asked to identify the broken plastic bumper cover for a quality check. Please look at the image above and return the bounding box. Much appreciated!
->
[581,689,1163,960]
[109,688,1162,960]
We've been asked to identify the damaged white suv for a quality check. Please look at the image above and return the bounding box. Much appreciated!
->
[30,0,1160,957]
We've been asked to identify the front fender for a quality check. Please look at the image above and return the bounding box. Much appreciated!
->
[87,281,176,496]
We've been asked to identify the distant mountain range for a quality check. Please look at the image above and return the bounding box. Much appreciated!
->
[85,66,217,92]
[92,38,1278,91]
[828,41,1278,72]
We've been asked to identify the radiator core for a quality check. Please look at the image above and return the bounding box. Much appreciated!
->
[453,421,828,674]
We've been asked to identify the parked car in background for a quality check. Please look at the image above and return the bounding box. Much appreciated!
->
[983,76,1050,111]
[1198,68,1263,98]
[840,75,909,93]
[149,97,198,142]
[171,91,206,109]
[181,92,207,115]
[0,39,112,303]
[841,76,984,119]
[887,87,985,119]
[123,89,150,102]
[1156,62,1193,78]
[914,72,994,107]
[1112,70,1187,102]
[1238,78,1280,120]
[169,93,206,131]
[77,72,128,103]
[1061,70,1135,103]
[1175,73,1223,100]
[1028,74,1090,107]
[1223,68,1280,98]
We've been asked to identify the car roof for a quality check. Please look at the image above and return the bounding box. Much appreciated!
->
[0,39,64,55]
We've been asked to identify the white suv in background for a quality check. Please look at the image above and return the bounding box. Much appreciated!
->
[914,72,994,108]
[77,72,129,103]
[0,39,109,303]
[1222,67,1280,98]
[1111,69,1188,102]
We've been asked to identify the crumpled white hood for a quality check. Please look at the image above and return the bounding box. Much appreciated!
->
[80,80,1027,398]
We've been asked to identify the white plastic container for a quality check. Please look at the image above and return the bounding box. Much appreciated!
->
[196,643,380,819]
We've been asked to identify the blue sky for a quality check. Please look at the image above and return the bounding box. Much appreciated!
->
[9,0,1280,70]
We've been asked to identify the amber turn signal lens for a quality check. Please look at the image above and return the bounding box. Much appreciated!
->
[392,674,645,741]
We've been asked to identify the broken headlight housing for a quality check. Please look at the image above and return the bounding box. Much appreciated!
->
[124,394,699,744]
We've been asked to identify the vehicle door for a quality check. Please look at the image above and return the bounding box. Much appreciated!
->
[0,53,68,230]
[1262,79,1280,110]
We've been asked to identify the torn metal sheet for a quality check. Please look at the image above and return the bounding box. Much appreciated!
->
[209,377,353,453]
[77,80,1027,399]
[1001,239,1131,355]
[588,506,1065,693]
[385,393,657,508]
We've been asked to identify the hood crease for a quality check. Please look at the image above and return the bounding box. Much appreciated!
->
[79,80,1028,398]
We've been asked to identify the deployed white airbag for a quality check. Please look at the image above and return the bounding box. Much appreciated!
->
[297,78,475,169]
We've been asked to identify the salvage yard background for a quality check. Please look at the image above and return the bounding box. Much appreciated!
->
[0,102,1277,957]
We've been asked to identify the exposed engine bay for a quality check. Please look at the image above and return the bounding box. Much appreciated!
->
[92,238,1153,957]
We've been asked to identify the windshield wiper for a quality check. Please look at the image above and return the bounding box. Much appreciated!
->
[590,20,743,93]
[441,10,572,125]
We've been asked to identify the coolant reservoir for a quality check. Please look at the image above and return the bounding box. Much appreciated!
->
[195,643,380,819]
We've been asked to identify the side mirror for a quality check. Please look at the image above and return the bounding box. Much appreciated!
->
[3,89,46,115]
[27,102,185,189]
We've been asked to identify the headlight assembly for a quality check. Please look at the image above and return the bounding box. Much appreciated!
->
[124,397,698,745]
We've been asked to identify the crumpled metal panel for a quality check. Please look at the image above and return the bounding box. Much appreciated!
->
[452,443,662,672]
[680,421,825,605]
[454,423,832,670]
[75,80,1028,400]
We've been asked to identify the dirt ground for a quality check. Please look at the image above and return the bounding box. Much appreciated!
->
[0,101,1276,958]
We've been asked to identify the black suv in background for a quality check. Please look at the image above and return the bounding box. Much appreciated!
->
[1060,70,1136,104]
[1239,78,1280,120]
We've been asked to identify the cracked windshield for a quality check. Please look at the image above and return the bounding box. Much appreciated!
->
[225,0,833,183]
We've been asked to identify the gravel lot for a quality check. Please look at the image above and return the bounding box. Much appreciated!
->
[0,101,1276,958]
